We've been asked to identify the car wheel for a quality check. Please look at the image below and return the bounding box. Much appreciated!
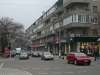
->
[74,60,78,65]
[41,57,43,60]
[27,57,29,59]
[52,58,54,60]
[86,62,91,66]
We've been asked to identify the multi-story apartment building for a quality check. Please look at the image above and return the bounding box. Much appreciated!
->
[26,0,100,56]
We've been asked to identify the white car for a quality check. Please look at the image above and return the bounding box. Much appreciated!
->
[19,52,29,59]
[41,52,54,60]
[38,51,43,56]
[31,51,39,57]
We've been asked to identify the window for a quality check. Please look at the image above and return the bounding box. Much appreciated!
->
[78,15,81,23]
[72,14,78,23]
[91,15,98,24]
[78,15,85,23]
[73,14,77,22]
[63,16,73,25]
[93,6,97,13]
[92,29,98,35]
[86,15,89,23]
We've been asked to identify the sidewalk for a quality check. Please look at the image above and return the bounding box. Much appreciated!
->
[0,57,15,62]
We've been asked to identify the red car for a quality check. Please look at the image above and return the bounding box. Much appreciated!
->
[3,48,10,57]
[67,52,91,65]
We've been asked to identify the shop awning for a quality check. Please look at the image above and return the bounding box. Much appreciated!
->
[71,36,100,42]
[64,36,100,43]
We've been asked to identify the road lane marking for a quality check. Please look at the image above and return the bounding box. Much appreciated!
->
[53,67,61,70]
[32,67,40,70]
[53,72,62,74]
[39,72,48,75]
[64,72,74,74]
[75,66,93,69]
[0,63,4,69]
[43,68,50,70]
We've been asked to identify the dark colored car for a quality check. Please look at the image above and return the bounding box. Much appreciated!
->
[67,52,91,65]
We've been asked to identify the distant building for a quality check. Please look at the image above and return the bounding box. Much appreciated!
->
[26,0,100,56]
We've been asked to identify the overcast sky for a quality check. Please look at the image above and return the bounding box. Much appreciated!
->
[0,0,57,29]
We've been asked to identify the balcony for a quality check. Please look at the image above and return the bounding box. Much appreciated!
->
[64,23,91,29]
[63,13,98,29]
[63,0,91,7]
[66,10,91,16]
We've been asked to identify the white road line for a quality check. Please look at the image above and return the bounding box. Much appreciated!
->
[53,67,61,70]
[43,68,50,70]
[32,67,40,70]
[75,66,93,69]
[64,72,74,74]
[53,72,62,74]
[39,72,48,75]
[0,63,4,69]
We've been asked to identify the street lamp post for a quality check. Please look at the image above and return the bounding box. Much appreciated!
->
[58,29,61,57]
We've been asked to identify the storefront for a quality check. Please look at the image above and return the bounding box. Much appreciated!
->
[66,36,100,56]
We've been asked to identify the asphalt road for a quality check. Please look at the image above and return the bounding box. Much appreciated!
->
[0,56,100,75]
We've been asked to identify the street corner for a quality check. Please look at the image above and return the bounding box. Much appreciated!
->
[0,68,32,75]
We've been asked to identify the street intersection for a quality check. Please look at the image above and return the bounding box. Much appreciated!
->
[0,57,100,75]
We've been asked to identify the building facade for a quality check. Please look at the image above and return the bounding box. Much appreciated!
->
[26,0,100,56]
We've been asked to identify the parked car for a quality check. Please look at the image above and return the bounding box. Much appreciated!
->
[38,51,43,56]
[19,52,29,59]
[15,48,21,55]
[3,48,10,57]
[31,51,40,57]
[41,52,54,60]
[67,52,91,65]
[26,50,31,56]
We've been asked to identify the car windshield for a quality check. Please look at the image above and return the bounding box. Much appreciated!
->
[21,52,26,54]
[75,53,87,57]
[44,52,51,55]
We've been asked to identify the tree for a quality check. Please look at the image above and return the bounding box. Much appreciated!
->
[0,17,25,54]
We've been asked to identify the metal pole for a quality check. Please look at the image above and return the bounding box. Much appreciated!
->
[59,29,61,57]
[58,16,62,57]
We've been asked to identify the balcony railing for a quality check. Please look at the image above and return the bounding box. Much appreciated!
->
[63,0,91,7]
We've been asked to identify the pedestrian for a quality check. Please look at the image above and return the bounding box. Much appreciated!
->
[93,47,99,61]
[96,47,100,60]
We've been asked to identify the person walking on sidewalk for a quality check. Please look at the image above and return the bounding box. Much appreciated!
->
[94,47,100,61]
